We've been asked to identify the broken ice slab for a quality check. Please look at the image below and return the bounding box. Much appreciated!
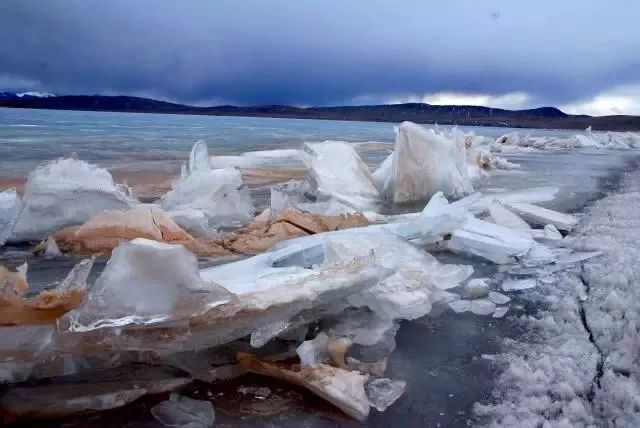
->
[470,299,496,315]
[505,202,577,231]
[492,306,510,318]
[300,141,381,210]
[238,352,370,421]
[372,152,393,193]
[447,217,534,264]
[462,278,490,299]
[488,291,511,305]
[151,393,215,428]
[63,238,231,331]
[489,201,531,230]
[467,187,560,214]
[383,121,472,203]
[297,332,330,366]
[0,366,191,422]
[555,251,602,264]
[10,157,136,242]
[365,378,406,412]
[0,188,22,246]
[502,278,537,292]
[449,299,471,313]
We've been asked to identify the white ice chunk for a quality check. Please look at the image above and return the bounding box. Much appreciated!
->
[463,278,490,299]
[366,378,406,412]
[447,217,534,264]
[162,160,253,229]
[64,238,231,331]
[505,202,577,231]
[169,209,218,238]
[300,141,380,210]
[470,299,497,315]
[151,393,215,428]
[210,148,301,169]
[492,306,510,318]
[11,158,135,242]
[385,121,472,203]
[0,188,22,246]
[449,299,471,313]
[186,140,212,175]
[544,224,563,240]
[488,291,511,305]
[43,236,62,258]
[489,201,531,230]
[502,278,537,292]
[297,332,330,366]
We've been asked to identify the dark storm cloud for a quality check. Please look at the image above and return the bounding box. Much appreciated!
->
[1,0,639,108]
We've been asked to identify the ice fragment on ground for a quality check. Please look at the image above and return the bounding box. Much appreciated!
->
[505,202,577,231]
[11,158,135,242]
[463,278,490,299]
[488,291,511,305]
[489,201,531,230]
[555,251,602,264]
[42,236,62,258]
[151,393,215,428]
[449,299,471,313]
[297,332,330,366]
[384,122,472,203]
[238,386,271,399]
[447,217,534,264]
[470,299,496,315]
[238,352,370,421]
[544,224,563,240]
[492,306,509,318]
[300,141,380,210]
[0,188,22,246]
[365,378,406,412]
[502,278,537,292]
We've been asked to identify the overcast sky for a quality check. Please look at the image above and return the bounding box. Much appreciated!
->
[1,1,639,115]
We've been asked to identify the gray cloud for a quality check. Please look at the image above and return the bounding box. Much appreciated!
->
[1,0,639,109]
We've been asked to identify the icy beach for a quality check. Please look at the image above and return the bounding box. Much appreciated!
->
[1,109,640,426]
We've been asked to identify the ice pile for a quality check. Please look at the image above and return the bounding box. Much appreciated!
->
[162,141,254,234]
[494,127,640,152]
[10,157,136,242]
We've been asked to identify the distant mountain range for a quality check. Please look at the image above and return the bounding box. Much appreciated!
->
[2,92,640,131]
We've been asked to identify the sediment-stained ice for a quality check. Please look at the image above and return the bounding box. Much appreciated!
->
[0,188,22,246]
[11,157,135,242]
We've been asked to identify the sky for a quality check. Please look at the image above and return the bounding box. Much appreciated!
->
[1,0,640,115]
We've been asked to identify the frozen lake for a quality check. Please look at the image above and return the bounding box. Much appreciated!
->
[1,108,639,427]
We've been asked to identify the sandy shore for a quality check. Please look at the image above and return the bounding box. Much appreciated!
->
[0,166,307,201]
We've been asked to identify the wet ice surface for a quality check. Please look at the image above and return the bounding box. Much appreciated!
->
[4,146,637,427]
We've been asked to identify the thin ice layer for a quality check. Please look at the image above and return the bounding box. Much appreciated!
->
[11,157,135,242]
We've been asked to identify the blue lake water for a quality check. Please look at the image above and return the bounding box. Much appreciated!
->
[0,107,579,179]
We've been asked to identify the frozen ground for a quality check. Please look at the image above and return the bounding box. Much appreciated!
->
[476,165,640,427]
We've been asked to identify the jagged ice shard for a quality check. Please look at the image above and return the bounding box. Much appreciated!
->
[300,141,381,210]
[383,121,473,203]
[162,142,254,233]
[10,158,135,242]
[0,188,22,246]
